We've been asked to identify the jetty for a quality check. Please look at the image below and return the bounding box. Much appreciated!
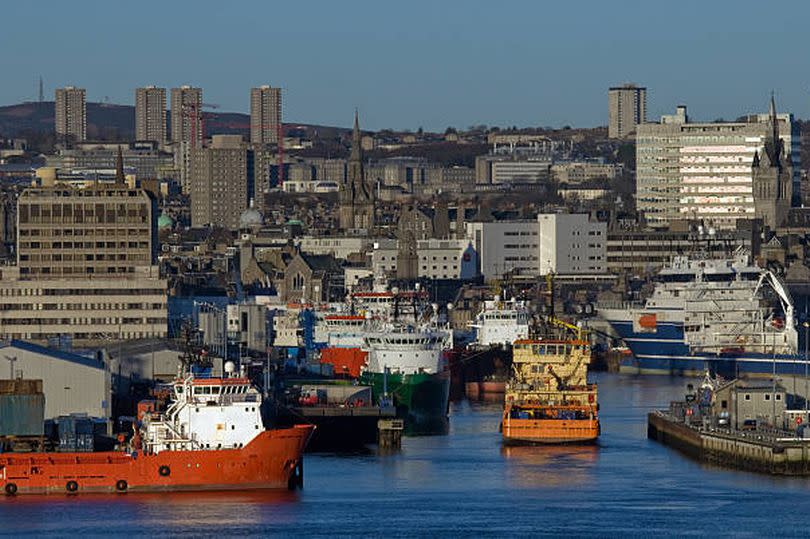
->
[648,374,810,475]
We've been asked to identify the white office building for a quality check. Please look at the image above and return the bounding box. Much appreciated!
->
[466,214,606,279]
[636,104,800,229]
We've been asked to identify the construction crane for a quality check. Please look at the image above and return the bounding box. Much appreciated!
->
[543,272,588,340]
[181,102,220,148]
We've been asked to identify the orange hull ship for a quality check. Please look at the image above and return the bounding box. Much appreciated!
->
[1,374,314,496]
[501,338,599,444]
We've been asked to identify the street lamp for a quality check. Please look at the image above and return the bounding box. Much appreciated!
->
[802,320,810,425]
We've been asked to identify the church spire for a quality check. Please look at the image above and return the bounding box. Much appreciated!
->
[350,109,362,162]
[769,90,779,149]
[115,145,125,185]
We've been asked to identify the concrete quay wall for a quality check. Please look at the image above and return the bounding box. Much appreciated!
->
[648,412,810,475]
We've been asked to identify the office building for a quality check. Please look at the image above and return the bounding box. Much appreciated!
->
[636,102,799,230]
[55,86,87,143]
[466,214,606,279]
[170,86,203,145]
[45,141,174,180]
[475,154,552,185]
[608,84,646,139]
[371,238,478,280]
[135,86,167,144]
[250,85,282,145]
[0,183,167,346]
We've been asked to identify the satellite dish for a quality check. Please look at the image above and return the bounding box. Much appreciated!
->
[224,361,236,374]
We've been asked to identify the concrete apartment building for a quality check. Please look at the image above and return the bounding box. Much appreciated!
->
[466,214,606,279]
[636,104,799,230]
[55,86,87,144]
[608,84,646,139]
[170,86,203,145]
[250,85,282,145]
[0,182,167,346]
[189,135,250,229]
[135,86,167,144]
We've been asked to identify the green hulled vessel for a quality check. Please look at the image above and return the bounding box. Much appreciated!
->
[363,326,452,435]
[362,371,450,435]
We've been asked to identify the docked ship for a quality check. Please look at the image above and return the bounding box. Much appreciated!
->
[0,369,314,495]
[362,325,452,435]
[469,297,531,348]
[501,335,599,444]
[598,249,802,376]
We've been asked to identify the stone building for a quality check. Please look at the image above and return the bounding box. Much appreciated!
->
[283,253,344,303]
[338,113,375,234]
[753,97,792,230]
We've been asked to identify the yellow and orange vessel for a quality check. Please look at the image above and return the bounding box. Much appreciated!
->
[501,338,599,444]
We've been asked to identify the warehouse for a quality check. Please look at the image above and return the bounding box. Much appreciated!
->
[0,340,111,420]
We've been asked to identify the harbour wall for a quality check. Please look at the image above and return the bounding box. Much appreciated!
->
[648,411,810,475]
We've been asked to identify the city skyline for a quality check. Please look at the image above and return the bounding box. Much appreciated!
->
[1,1,809,131]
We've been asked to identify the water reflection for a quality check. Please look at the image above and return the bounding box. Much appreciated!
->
[502,444,599,488]
[1,489,300,530]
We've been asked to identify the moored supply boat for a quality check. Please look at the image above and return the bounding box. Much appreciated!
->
[599,248,801,376]
[362,326,451,435]
[469,297,531,348]
[0,369,314,495]
[502,337,599,444]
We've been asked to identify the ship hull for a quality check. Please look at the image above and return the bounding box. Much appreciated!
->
[362,372,450,435]
[501,418,600,445]
[604,318,809,377]
[0,425,314,495]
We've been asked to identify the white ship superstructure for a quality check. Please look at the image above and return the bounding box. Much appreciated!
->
[469,297,531,348]
[141,368,264,453]
[364,325,451,375]
[599,248,800,375]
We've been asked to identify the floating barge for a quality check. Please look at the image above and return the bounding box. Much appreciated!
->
[279,383,396,451]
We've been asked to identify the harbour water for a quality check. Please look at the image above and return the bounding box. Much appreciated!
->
[2,373,810,537]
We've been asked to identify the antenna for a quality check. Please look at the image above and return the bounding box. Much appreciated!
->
[38,77,44,102]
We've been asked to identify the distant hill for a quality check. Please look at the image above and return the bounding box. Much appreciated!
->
[0,101,349,142]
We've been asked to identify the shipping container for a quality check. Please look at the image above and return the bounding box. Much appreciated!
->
[0,379,43,395]
[0,394,45,436]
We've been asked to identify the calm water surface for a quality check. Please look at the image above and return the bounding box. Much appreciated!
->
[2,374,810,537]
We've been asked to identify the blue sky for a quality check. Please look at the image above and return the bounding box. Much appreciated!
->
[0,0,807,131]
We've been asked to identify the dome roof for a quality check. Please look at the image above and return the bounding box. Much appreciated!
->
[157,213,173,229]
[239,207,264,228]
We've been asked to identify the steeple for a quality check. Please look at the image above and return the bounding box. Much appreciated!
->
[769,91,779,152]
[115,145,125,185]
[762,92,783,171]
[350,109,362,162]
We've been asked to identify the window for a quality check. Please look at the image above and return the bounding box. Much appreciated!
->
[764,394,770,401]
[721,400,727,409]
[744,394,751,401]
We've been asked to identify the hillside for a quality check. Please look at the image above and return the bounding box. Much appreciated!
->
[0,101,349,142]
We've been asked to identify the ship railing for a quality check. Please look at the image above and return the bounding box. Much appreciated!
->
[596,300,644,311]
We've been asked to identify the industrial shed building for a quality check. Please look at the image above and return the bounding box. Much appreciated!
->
[0,340,111,420]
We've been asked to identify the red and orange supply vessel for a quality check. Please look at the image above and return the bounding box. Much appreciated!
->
[0,372,314,495]
[501,337,599,444]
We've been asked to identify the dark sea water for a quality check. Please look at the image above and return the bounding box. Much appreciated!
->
[3,373,810,537]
